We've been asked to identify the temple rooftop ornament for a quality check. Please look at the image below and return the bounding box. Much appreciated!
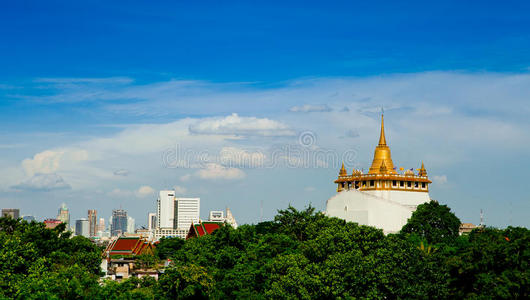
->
[339,162,347,177]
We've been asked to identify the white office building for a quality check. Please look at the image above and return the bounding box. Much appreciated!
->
[208,208,238,229]
[75,218,90,237]
[175,197,200,230]
[148,212,157,231]
[157,190,176,228]
[209,211,224,222]
[154,190,200,240]
[127,216,135,233]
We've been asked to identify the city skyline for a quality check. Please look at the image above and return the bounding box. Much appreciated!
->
[1,2,530,227]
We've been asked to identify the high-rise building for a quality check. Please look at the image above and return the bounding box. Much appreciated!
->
[75,218,90,237]
[148,212,157,231]
[56,203,70,228]
[157,190,175,228]
[88,209,97,237]
[98,218,105,233]
[1,208,20,219]
[154,190,199,240]
[127,216,135,233]
[208,208,238,228]
[208,211,224,222]
[175,197,200,230]
[111,209,128,236]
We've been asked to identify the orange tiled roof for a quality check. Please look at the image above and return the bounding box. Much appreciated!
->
[105,237,154,258]
[186,221,223,239]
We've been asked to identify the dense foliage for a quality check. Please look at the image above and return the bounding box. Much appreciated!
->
[0,217,102,299]
[1,201,528,299]
[401,200,461,244]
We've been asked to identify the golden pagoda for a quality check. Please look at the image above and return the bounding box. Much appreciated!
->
[368,114,396,174]
[335,113,431,192]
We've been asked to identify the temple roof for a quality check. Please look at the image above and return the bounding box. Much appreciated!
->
[105,236,154,259]
[186,221,224,239]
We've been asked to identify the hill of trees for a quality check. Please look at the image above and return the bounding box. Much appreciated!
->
[1,201,528,299]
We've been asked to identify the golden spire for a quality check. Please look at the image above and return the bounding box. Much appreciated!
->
[378,113,387,146]
[418,161,427,177]
[369,113,396,174]
[339,162,347,176]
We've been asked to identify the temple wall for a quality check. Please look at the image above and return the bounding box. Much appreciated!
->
[363,189,430,207]
[325,189,430,234]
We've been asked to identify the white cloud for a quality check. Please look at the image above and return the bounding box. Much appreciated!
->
[344,129,360,138]
[219,147,266,168]
[195,163,246,180]
[189,113,295,137]
[22,150,64,176]
[21,149,89,177]
[136,185,155,197]
[113,169,130,176]
[304,186,316,192]
[107,186,157,198]
[432,175,448,184]
[108,188,133,197]
[173,185,187,194]
[289,104,332,113]
[11,173,71,191]
[179,174,192,182]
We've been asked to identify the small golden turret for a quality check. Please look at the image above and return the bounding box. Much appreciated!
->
[339,163,347,176]
[418,161,427,176]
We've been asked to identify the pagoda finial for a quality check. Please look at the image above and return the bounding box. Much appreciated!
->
[378,111,386,146]
[369,112,396,174]
[418,161,427,176]
[339,162,347,176]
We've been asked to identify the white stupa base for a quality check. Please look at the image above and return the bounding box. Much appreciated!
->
[325,189,430,234]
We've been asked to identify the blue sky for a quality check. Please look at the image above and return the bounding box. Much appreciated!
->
[1,1,530,228]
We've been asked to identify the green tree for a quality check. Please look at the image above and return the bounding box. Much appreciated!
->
[155,236,185,260]
[99,277,156,300]
[401,200,461,244]
[447,227,530,299]
[157,264,213,299]
[1,203,528,299]
[0,217,102,298]
[134,254,160,270]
